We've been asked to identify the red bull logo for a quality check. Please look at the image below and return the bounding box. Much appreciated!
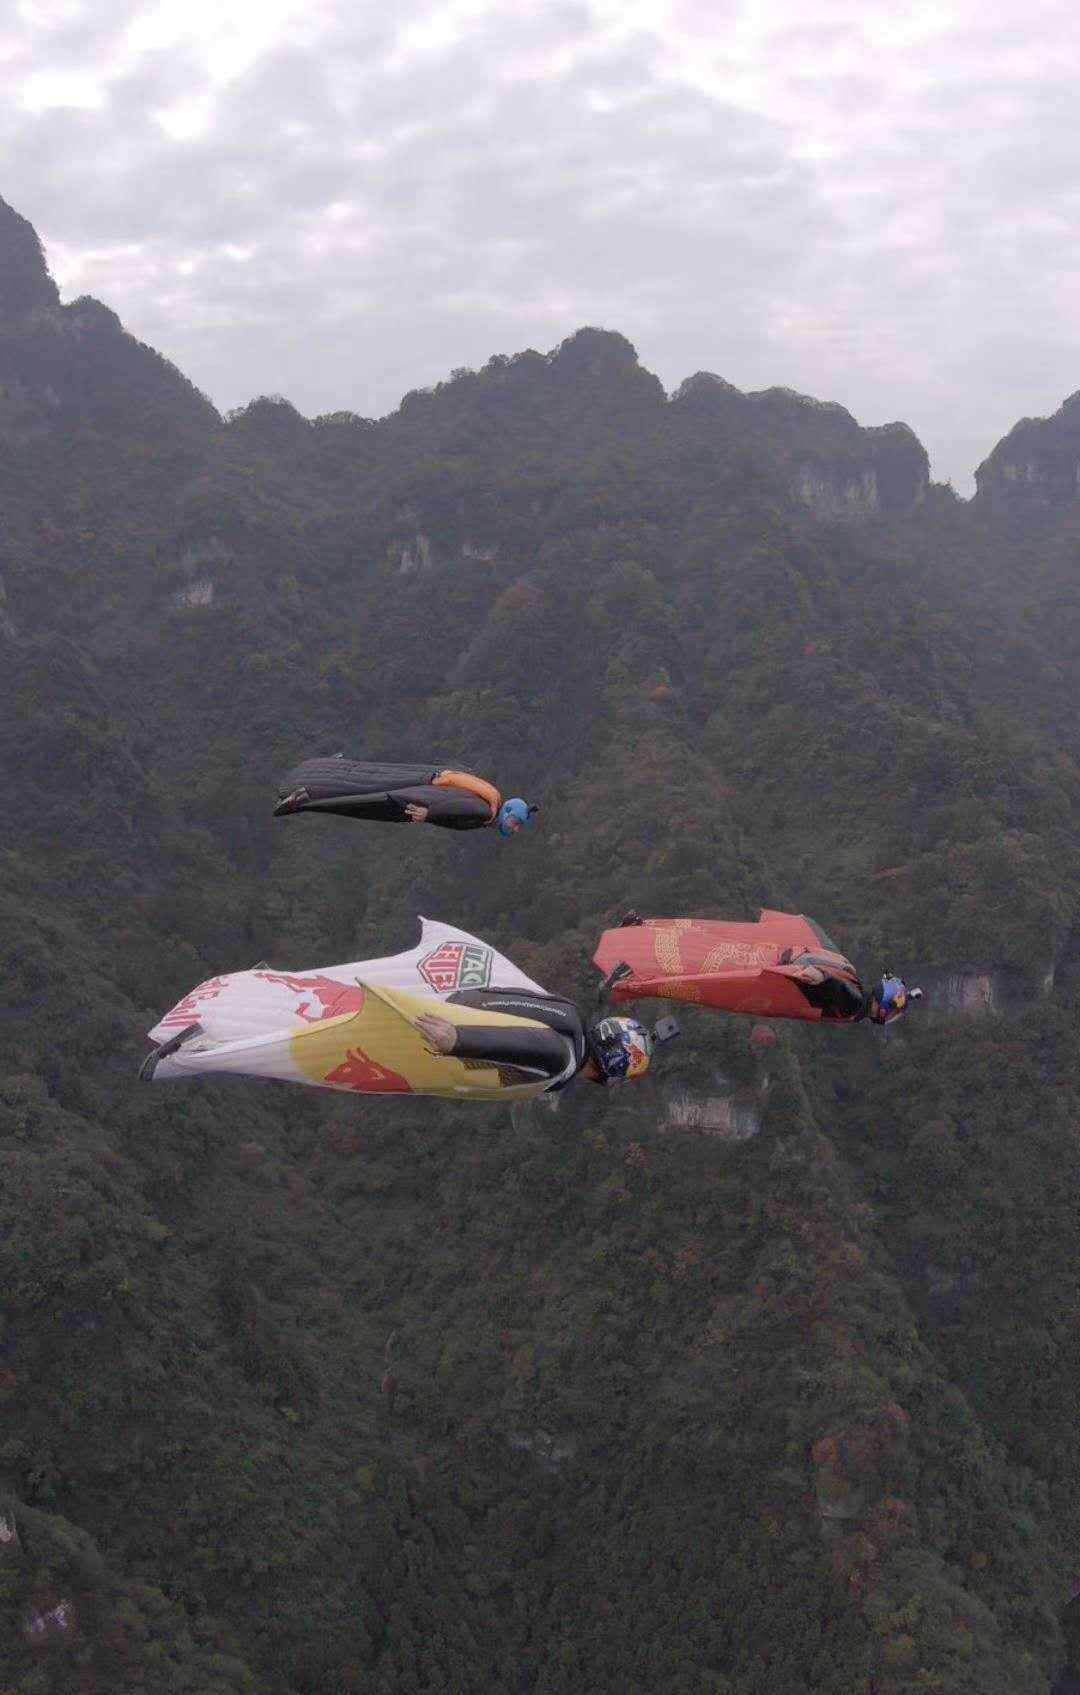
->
[323,1048,412,1092]
[418,942,492,995]
[255,972,366,1023]
[624,1022,653,1078]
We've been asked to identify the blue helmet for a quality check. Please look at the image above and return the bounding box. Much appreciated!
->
[869,975,918,1024]
[497,798,534,837]
[586,1016,653,1084]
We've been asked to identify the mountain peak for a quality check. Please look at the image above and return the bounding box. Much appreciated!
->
[547,326,641,373]
[974,389,1080,525]
[0,194,60,314]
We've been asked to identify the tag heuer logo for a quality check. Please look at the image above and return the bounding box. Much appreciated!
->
[419,942,493,994]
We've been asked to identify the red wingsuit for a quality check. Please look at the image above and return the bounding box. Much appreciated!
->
[593,909,866,1024]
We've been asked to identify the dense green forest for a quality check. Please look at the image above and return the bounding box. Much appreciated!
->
[5,190,1080,1692]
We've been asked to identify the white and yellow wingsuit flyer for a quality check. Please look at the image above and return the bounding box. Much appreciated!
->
[143,918,557,1101]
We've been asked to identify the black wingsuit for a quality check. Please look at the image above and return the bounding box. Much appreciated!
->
[274,758,496,830]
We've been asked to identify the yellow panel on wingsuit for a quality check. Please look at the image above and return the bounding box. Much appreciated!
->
[287,982,554,1099]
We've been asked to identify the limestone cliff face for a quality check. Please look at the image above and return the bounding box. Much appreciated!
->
[974,392,1080,524]
[913,964,1054,1018]
[791,462,881,516]
[670,373,929,515]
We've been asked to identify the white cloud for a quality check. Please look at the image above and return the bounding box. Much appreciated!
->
[2,0,1080,487]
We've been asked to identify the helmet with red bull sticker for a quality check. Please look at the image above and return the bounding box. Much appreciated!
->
[868,975,922,1025]
[586,1015,654,1083]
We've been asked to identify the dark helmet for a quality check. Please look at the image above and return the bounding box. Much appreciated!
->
[586,1016,654,1084]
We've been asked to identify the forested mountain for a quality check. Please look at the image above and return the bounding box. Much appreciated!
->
[5,192,1080,1693]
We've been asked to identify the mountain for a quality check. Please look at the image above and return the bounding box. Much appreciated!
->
[670,370,929,514]
[975,394,1080,527]
[3,197,1080,1694]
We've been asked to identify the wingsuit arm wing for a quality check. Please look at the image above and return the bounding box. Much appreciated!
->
[769,963,865,1019]
[770,963,826,985]
[276,785,492,826]
[448,1021,576,1082]
[277,789,401,822]
[389,786,494,829]
[361,981,566,1098]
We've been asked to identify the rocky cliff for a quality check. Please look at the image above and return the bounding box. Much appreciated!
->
[670,370,930,514]
[974,391,1080,524]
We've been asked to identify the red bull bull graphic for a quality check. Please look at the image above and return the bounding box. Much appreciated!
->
[624,1023,653,1077]
[254,972,366,1022]
[323,1047,412,1092]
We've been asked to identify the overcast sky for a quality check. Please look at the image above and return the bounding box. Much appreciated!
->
[4,0,1079,491]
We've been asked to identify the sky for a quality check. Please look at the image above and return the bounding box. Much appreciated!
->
[4,0,1080,492]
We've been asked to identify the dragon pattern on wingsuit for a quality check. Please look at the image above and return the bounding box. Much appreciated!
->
[594,909,921,1028]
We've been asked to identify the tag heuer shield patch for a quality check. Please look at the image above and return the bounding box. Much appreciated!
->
[419,941,493,994]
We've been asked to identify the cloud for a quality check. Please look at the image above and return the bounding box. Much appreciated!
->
[3,0,1079,487]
